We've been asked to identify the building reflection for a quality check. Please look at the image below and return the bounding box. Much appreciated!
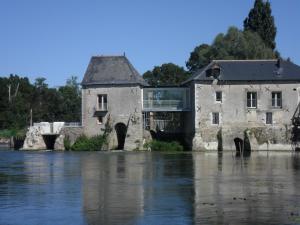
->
[81,152,195,225]
[193,152,299,225]
[81,152,148,225]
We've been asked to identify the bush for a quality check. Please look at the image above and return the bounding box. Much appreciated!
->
[71,135,106,151]
[64,136,71,150]
[144,140,183,152]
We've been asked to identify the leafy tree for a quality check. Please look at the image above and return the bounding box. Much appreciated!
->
[0,75,82,133]
[57,76,81,122]
[186,27,276,72]
[244,0,277,50]
[143,63,190,86]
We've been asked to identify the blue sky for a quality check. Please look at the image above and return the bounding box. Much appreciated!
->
[0,0,299,87]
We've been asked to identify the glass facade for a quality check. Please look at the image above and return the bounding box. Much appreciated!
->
[143,88,190,111]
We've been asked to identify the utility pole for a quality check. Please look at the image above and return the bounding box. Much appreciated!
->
[7,84,11,103]
[30,108,33,127]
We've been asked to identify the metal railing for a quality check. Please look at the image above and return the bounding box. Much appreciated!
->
[143,100,189,110]
[64,122,82,127]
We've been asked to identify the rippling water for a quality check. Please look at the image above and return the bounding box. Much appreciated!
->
[0,150,300,225]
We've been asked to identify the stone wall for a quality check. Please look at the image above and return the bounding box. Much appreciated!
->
[192,82,300,151]
[82,85,144,150]
[54,126,84,150]
[23,126,47,150]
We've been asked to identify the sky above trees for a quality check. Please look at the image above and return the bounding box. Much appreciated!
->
[0,0,299,87]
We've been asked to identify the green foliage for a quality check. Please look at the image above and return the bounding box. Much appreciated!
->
[0,129,26,138]
[143,63,190,86]
[144,140,183,152]
[244,0,277,50]
[71,135,107,151]
[0,75,81,131]
[64,136,71,151]
[0,130,14,138]
[186,27,276,72]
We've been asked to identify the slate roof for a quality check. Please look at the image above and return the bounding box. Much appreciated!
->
[183,60,300,84]
[82,56,148,86]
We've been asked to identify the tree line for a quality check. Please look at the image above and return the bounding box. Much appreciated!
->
[0,75,81,131]
[143,0,281,85]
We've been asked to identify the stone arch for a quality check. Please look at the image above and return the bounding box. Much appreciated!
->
[115,123,127,150]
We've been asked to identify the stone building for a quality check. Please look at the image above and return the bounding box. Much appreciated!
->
[81,56,147,150]
[81,57,300,151]
[183,59,300,151]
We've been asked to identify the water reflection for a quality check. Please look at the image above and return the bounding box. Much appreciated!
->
[193,152,300,225]
[1,150,300,225]
[81,152,194,225]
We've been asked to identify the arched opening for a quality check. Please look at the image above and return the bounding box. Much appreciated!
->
[115,123,127,150]
[234,137,251,157]
[42,134,58,150]
[234,137,244,156]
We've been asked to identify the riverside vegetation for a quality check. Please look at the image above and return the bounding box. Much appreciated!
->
[144,140,184,152]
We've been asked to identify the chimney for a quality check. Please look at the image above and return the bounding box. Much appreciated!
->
[276,58,281,68]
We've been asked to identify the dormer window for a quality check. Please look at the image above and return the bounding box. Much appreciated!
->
[206,63,221,78]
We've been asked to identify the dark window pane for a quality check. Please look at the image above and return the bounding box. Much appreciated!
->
[266,112,272,124]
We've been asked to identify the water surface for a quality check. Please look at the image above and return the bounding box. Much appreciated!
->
[0,150,300,225]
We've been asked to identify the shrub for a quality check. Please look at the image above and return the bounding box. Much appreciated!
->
[144,140,183,152]
[71,135,107,151]
[64,136,71,151]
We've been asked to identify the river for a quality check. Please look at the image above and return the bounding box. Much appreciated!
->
[0,149,300,225]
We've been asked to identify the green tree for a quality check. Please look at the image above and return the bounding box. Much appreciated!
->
[244,0,277,50]
[186,27,276,72]
[57,76,81,122]
[143,63,190,86]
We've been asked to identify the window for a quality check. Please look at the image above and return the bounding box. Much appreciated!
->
[247,92,257,108]
[97,94,108,111]
[266,112,272,124]
[216,91,222,102]
[97,116,103,124]
[272,92,282,108]
[212,112,219,125]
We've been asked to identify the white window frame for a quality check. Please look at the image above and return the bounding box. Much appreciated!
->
[97,94,108,111]
[247,92,257,108]
[272,92,282,108]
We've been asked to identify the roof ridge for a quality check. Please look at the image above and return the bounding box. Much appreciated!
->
[213,59,277,62]
[91,55,125,58]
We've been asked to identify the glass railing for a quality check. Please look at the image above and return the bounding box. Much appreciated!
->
[143,87,190,111]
